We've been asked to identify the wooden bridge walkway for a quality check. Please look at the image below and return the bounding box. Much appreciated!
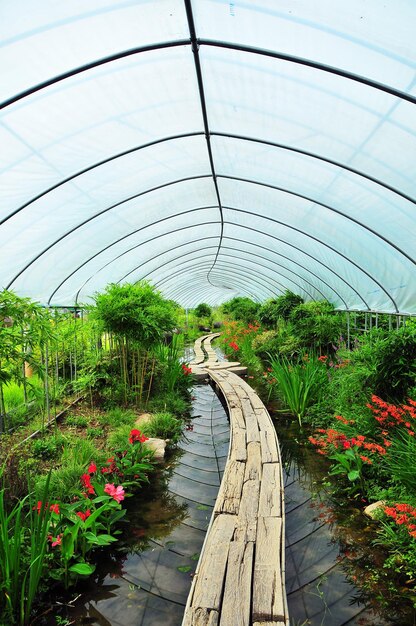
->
[183,334,289,626]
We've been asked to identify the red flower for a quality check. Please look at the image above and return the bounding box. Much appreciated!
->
[129,429,149,444]
[228,341,239,351]
[80,473,95,495]
[49,503,60,515]
[48,534,62,547]
[181,364,192,375]
[76,509,91,522]
[88,462,97,474]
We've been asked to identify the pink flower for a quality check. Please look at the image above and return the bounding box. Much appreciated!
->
[88,462,97,474]
[48,534,62,547]
[104,483,125,503]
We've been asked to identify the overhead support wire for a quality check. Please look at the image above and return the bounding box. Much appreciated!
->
[184,0,224,285]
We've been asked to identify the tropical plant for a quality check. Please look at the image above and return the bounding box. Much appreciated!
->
[194,303,212,318]
[268,353,328,426]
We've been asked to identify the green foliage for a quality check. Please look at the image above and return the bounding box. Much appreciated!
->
[257,299,282,328]
[268,353,328,426]
[382,429,416,492]
[272,291,304,321]
[365,325,416,400]
[194,303,212,318]
[86,427,103,439]
[97,407,136,429]
[152,335,189,394]
[61,439,102,467]
[65,415,88,428]
[93,282,177,347]
[289,301,342,353]
[147,391,189,416]
[140,412,183,445]
[221,297,260,324]
[31,435,67,460]
[0,474,52,625]
[35,465,85,503]
[107,424,134,450]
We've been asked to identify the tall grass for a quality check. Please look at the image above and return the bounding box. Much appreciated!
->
[140,412,183,445]
[153,334,184,393]
[0,473,52,625]
[383,429,416,492]
[268,353,327,427]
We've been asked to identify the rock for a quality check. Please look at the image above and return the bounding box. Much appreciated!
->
[135,413,152,426]
[364,500,386,518]
[145,438,166,462]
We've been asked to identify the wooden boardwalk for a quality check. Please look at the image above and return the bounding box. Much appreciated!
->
[183,335,289,626]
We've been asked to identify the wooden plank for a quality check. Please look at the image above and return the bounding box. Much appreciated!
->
[253,622,286,626]
[243,398,260,443]
[229,426,247,461]
[260,427,279,463]
[253,517,285,621]
[248,392,267,411]
[215,460,246,514]
[258,463,282,518]
[220,541,254,626]
[245,441,262,481]
[234,479,260,542]
[255,407,273,430]
[183,608,219,626]
[192,514,236,610]
[229,406,245,430]
[233,384,250,400]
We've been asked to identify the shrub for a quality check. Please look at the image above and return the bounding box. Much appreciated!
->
[221,297,260,324]
[31,435,67,460]
[147,391,189,416]
[98,408,137,428]
[273,291,304,320]
[257,300,281,328]
[140,412,183,445]
[194,303,212,318]
[66,415,88,428]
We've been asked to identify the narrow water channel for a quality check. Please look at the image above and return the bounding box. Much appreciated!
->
[59,383,229,626]
[52,361,410,625]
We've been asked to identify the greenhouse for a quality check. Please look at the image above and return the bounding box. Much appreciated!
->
[0,1,415,625]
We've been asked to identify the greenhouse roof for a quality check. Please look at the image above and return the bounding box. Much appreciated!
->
[1,0,416,312]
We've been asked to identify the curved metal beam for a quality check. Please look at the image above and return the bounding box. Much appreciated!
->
[152,255,310,300]
[218,174,416,270]
[127,240,346,306]
[145,250,319,302]
[59,214,369,310]
[225,210,399,312]
[47,207,218,303]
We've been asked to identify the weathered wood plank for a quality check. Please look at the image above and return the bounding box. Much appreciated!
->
[253,622,286,626]
[245,441,262,481]
[260,426,279,463]
[183,608,219,626]
[192,514,236,610]
[229,406,245,430]
[235,394,260,441]
[234,479,260,542]
[258,463,282,518]
[253,517,285,621]
[229,426,247,461]
[215,460,246,514]
[220,541,254,626]
[248,392,267,411]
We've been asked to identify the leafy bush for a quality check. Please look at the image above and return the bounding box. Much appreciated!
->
[140,412,183,445]
[289,301,342,353]
[273,291,304,321]
[66,415,88,428]
[257,299,282,328]
[221,297,260,324]
[147,391,189,416]
[194,303,212,318]
[31,435,67,460]
[98,407,137,428]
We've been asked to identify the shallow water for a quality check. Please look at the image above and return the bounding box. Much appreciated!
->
[49,374,414,625]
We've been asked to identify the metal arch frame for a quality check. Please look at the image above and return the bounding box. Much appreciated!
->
[7,175,214,290]
[184,0,224,286]
[138,248,324,302]
[53,214,370,310]
[217,174,416,270]
[165,281,257,307]
[121,240,347,307]
[161,269,273,303]
[70,221,220,306]
[5,132,416,293]
[61,210,369,310]
[153,260,284,299]
[150,254,315,301]
[2,35,415,111]
[132,242,340,305]
[224,210,399,312]
[47,207,219,303]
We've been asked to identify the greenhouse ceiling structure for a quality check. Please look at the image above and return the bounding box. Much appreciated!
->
[1,1,416,313]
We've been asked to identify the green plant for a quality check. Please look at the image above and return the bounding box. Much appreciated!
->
[0,474,53,625]
[61,439,101,467]
[140,412,183,445]
[194,303,212,318]
[86,426,103,439]
[147,391,188,416]
[98,407,136,428]
[66,415,88,428]
[382,428,416,492]
[221,297,260,324]
[268,353,328,426]
[31,435,67,460]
